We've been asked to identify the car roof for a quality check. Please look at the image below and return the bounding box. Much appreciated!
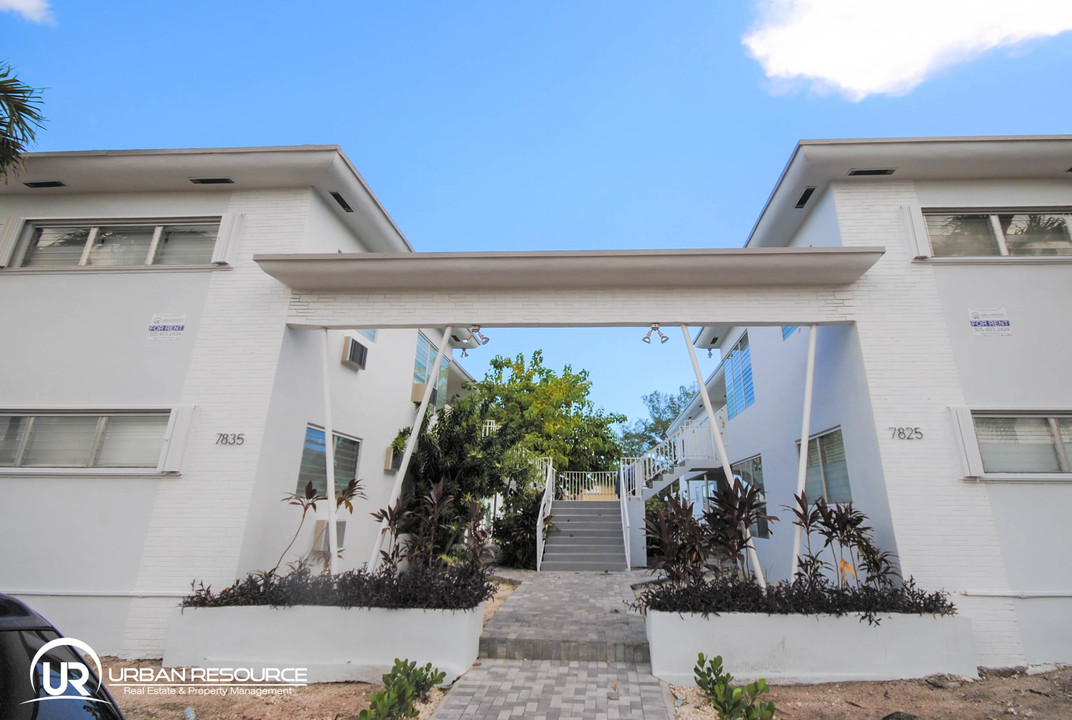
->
[0,593,57,632]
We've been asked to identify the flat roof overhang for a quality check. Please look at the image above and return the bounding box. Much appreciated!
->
[254,246,885,293]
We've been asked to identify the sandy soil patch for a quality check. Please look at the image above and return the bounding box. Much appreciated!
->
[671,666,1072,720]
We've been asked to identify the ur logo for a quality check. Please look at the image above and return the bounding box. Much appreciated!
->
[25,637,110,705]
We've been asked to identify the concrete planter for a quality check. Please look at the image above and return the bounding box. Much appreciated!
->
[647,610,978,685]
[163,603,485,683]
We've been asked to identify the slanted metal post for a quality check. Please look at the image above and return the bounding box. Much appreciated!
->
[790,324,819,579]
[321,329,339,574]
[680,325,766,589]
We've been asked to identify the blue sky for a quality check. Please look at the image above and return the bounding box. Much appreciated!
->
[4,1,1071,424]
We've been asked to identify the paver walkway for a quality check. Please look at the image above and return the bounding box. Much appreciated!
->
[432,569,672,720]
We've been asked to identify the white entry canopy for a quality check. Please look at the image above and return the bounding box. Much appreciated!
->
[254,246,883,293]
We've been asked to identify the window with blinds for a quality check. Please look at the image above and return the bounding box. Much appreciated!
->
[924,212,1072,258]
[974,415,1072,474]
[724,332,754,420]
[802,428,852,503]
[0,412,170,468]
[295,425,361,496]
[10,220,222,268]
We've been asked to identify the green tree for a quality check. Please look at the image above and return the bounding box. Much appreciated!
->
[618,384,698,456]
[0,64,44,180]
[468,350,626,471]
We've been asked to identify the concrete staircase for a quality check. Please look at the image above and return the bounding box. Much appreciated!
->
[541,500,627,571]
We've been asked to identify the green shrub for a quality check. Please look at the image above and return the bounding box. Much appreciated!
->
[492,488,549,569]
[357,658,446,720]
[694,654,776,720]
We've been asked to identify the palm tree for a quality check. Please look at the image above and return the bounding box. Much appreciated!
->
[0,63,44,180]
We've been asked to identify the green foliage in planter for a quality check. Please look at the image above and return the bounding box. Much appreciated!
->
[694,654,775,720]
[182,559,495,610]
[357,658,446,720]
[634,573,955,624]
[645,494,708,586]
[491,488,552,569]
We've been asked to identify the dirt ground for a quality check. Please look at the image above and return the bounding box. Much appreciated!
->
[672,666,1072,720]
[106,581,518,720]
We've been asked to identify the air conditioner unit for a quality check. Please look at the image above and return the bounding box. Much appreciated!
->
[341,336,368,370]
[411,383,438,406]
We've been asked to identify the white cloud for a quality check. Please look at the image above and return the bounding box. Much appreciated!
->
[0,0,53,24]
[743,0,1072,101]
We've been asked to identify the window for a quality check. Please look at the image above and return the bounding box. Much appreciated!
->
[355,329,376,342]
[0,412,170,468]
[782,326,798,340]
[296,425,360,496]
[724,332,754,420]
[801,428,852,503]
[413,333,449,410]
[924,211,1072,258]
[7,219,226,268]
[973,414,1072,474]
[730,454,769,538]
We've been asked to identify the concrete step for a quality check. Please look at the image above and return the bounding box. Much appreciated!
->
[553,520,621,531]
[553,525,621,537]
[552,509,622,519]
[478,634,648,662]
[543,537,624,547]
[554,501,619,510]
[539,558,627,571]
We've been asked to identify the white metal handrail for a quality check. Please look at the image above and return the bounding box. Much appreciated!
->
[618,420,716,497]
[534,456,554,572]
[557,470,618,500]
[619,480,631,571]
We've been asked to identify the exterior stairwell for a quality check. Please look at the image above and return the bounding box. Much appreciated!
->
[541,500,627,571]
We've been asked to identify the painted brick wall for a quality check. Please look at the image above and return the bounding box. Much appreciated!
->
[286,287,856,329]
[831,181,1024,666]
[119,190,310,657]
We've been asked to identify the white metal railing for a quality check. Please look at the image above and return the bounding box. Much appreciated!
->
[618,421,717,497]
[619,481,631,571]
[482,419,499,436]
[535,456,554,572]
[556,470,618,500]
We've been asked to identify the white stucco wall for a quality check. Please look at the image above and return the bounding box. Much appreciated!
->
[239,327,424,575]
[720,325,895,583]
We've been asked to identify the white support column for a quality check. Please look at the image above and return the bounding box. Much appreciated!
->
[789,324,819,579]
[368,326,454,569]
[321,329,339,575]
[680,325,765,589]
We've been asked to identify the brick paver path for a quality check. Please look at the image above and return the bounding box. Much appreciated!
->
[433,569,672,719]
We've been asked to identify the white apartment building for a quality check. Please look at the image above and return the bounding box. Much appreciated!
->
[0,147,472,657]
[671,136,1072,667]
[2,136,1068,671]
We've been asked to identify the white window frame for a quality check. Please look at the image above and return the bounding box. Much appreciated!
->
[730,453,769,539]
[902,205,1072,261]
[0,405,194,476]
[0,214,240,270]
[950,407,1072,482]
